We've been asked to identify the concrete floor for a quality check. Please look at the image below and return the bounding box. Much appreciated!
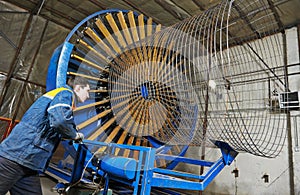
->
[5,174,190,194]
[40,175,60,195]
[5,175,59,195]
[40,175,106,195]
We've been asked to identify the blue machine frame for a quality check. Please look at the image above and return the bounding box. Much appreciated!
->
[49,139,238,194]
[46,9,192,170]
[45,9,238,194]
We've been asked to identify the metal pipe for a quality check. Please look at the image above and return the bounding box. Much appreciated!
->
[282,31,295,195]
[36,0,45,16]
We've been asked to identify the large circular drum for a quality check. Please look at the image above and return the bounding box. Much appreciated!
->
[47,9,198,168]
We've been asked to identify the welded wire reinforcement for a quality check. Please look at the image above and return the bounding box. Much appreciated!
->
[65,0,287,158]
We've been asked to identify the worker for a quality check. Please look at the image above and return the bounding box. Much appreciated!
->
[0,76,90,195]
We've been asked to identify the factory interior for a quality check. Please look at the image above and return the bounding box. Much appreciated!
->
[1,0,300,194]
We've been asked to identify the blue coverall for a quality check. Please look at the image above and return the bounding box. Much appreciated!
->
[0,86,78,194]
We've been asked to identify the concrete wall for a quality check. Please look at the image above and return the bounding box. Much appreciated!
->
[206,27,300,195]
[288,26,300,195]
[181,27,300,195]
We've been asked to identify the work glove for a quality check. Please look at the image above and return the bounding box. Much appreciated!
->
[74,132,84,141]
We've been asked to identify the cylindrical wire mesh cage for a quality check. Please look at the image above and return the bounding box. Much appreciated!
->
[48,0,287,159]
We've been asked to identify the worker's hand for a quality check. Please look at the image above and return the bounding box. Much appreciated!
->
[74,132,84,141]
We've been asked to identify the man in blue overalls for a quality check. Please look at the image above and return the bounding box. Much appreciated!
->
[0,76,90,194]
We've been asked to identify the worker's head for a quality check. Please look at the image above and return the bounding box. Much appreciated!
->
[67,76,90,103]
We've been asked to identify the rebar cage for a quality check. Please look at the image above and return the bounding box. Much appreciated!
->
[48,0,287,160]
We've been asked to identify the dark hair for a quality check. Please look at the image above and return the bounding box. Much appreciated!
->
[67,75,89,88]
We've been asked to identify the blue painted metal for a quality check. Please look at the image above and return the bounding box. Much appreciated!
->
[82,140,156,195]
[46,138,237,194]
[46,9,163,160]
[139,144,156,195]
[46,9,191,176]
[65,9,143,42]
[46,44,63,92]
[141,85,149,99]
[56,42,74,88]
[45,8,232,194]
[61,139,238,194]
[148,141,237,191]
[213,140,238,165]
[156,154,214,167]
[70,143,88,183]
[100,155,137,180]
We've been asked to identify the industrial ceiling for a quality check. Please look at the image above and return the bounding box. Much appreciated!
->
[2,0,300,29]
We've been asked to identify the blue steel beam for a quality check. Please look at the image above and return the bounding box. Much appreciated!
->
[47,139,237,194]
[149,141,238,191]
